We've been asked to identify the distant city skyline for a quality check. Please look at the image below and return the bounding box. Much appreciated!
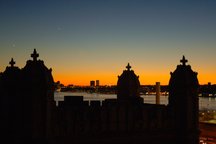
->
[0,0,216,85]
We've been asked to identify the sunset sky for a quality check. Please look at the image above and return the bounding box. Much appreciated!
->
[0,0,216,86]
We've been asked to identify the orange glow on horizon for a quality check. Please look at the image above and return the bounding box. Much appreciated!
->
[197,73,216,85]
[54,71,216,86]
[1,54,214,86]
[53,71,169,86]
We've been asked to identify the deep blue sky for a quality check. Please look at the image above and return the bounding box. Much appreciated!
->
[0,0,216,85]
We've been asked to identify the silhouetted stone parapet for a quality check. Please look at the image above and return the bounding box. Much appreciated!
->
[64,96,84,105]
[168,56,199,144]
[117,63,143,103]
[0,58,22,142]
[169,56,199,106]
[0,51,201,144]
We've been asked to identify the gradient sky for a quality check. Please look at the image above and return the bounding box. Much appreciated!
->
[0,0,216,86]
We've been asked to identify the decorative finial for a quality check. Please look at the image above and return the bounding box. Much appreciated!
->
[180,55,188,66]
[126,63,131,71]
[9,58,15,67]
[31,49,39,61]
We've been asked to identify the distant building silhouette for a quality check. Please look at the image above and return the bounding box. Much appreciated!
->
[96,80,99,87]
[90,80,95,87]
[0,51,199,144]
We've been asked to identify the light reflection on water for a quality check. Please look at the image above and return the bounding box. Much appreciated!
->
[54,92,216,110]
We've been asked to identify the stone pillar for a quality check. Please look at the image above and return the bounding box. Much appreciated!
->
[156,82,160,104]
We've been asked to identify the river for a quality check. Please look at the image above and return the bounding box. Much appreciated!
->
[54,92,216,110]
